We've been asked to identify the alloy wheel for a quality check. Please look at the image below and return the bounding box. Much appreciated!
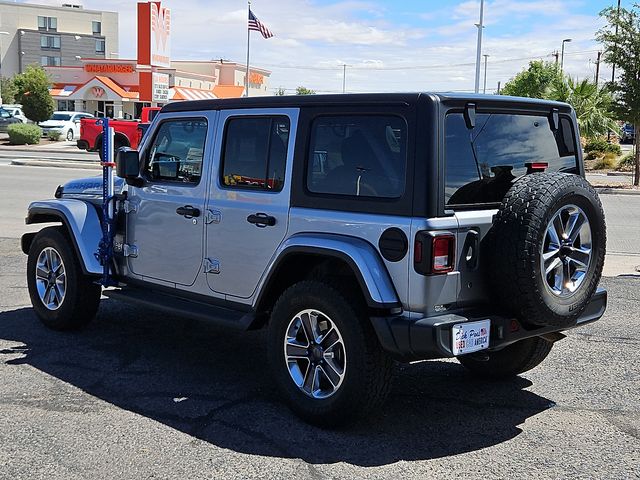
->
[35,247,67,310]
[283,309,346,399]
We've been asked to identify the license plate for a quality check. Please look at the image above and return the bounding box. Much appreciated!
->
[452,319,491,355]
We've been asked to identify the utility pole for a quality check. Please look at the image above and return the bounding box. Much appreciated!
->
[474,0,485,94]
[497,81,501,95]
[342,64,347,93]
[594,51,602,85]
[609,0,621,142]
[553,51,559,68]
[482,54,489,94]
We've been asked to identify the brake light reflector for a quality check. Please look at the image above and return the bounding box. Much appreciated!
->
[414,231,455,275]
[432,235,455,273]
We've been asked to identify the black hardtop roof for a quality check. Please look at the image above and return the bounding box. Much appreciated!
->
[160,92,572,113]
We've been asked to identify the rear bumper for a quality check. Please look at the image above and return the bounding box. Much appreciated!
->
[371,288,607,361]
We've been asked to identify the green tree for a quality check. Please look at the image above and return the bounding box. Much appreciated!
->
[13,65,54,123]
[295,86,315,95]
[0,76,17,104]
[548,77,618,139]
[501,60,561,99]
[597,5,640,185]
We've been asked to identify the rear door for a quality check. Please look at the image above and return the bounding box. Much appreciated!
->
[443,109,580,307]
[204,108,297,299]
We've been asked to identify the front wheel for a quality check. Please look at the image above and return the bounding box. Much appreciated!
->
[27,227,101,330]
[267,280,393,427]
[458,336,553,379]
[66,129,74,141]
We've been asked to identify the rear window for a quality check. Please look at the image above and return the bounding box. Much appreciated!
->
[445,113,578,206]
[307,115,407,198]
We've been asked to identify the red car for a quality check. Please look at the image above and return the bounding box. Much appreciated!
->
[76,107,160,158]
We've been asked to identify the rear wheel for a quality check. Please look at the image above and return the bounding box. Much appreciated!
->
[458,337,553,379]
[27,227,101,330]
[268,280,393,427]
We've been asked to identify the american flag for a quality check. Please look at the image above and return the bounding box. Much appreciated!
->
[248,9,273,39]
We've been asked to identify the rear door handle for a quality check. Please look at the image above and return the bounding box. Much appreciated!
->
[247,213,276,227]
[176,205,200,218]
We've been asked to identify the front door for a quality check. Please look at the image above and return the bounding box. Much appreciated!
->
[127,113,213,286]
[205,109,297,299]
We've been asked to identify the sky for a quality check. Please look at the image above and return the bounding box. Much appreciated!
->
[27,0,629,94]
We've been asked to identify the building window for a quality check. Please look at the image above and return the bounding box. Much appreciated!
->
[57,100,75,111]
[40,35,61,49]
[41,56,61,67]
[95,39,105,53]
[92,21,101,35]
[38,16,57,32]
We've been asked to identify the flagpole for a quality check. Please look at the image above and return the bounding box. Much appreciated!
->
[245,0,251,97]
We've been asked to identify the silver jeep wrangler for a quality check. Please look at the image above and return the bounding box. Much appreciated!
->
[22,93,607,426]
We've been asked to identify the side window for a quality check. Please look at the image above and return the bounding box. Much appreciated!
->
[0,110,11,118]
[221,116,289,192]
[306,115,407,198]
[145,118,207,184]
[445,112,578,206]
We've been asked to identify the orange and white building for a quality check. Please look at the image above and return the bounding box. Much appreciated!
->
[45,1,271,119]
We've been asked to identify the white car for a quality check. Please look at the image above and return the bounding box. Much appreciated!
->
[1,105,29,123]
[39,111,94,141]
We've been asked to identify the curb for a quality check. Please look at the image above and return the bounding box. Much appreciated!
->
[594,187,640,196]
[0,146,86,155]
[10,159,100,170]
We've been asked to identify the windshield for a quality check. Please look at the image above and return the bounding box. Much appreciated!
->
[50,113,72,121]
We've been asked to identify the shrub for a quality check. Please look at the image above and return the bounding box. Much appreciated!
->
[46,130,61,141]
[586,150,603,160]
[617,152,636,170]
[593,155,617,170]
[7,123,41,145]
[584,139,621,155]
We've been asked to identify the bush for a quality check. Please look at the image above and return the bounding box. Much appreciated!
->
[46,130,61,141]
[593,155,617,170]
[617,152,636,170]
[7,123,41,145]
[584,139,621,155]
[586,150,603,160]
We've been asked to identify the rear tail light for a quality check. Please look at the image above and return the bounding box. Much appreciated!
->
[526,162,548,173]
[414,232,455,275]
[136,127,143,147]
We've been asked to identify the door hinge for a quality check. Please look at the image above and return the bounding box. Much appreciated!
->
[204,258,220,274]
[123,244,139,258]
[204,209,221,224]
[123,200,138,214]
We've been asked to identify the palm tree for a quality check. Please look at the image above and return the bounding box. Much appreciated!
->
[547,77,618,139]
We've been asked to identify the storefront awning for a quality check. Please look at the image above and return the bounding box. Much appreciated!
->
[170,86,218,101]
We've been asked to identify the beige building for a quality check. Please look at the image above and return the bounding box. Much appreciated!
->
[0,1,118,79]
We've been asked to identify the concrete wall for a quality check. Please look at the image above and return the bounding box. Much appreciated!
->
[19,30,106,72]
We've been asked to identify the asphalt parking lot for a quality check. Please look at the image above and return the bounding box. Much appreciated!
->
[0,164,639,479]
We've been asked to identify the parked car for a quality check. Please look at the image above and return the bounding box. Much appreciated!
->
[0,106,22,132]
[76,106,160,158]
[620,123,635,144]
[22,93,607,427]
[1,105,29,123]
[39,111,94,141]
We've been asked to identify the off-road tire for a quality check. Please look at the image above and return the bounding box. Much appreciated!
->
[27,227,101,330]
[267,280,393,427]
[458,336,553,379]
[490,172,606,328]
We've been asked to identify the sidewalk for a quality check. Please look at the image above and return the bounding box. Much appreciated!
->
[0,139,85,155]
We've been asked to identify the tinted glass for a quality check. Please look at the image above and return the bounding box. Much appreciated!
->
[145,119,207,184]
[307,115,406,198]
[221,116,289,192]
[445,112,578,205]
[51,113,72,121]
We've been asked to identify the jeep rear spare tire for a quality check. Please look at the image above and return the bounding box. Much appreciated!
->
[491,172,605,328]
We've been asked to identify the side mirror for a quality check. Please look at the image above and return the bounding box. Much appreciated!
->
[116,148,143,186]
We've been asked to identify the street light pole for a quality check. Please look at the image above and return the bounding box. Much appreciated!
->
[560,38,572,74]
[342,64,346,93]
[474,0,485,94]
[482,54,489,94]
